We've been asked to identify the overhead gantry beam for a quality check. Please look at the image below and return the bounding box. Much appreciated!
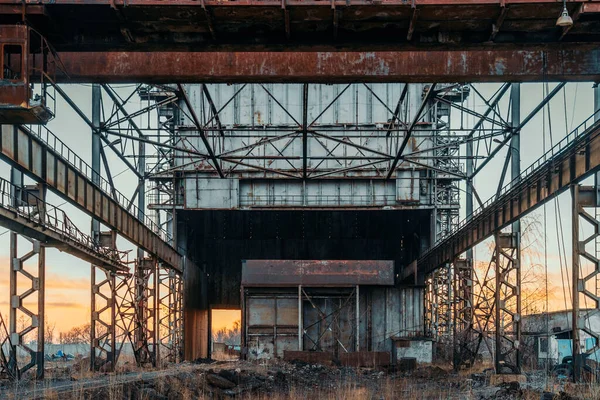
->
[408,115,600,281]
[39,47,600,83]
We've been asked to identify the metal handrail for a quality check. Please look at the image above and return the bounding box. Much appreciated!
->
[0,178,129,270]
[425,110,600,255]
[18,124,173,245]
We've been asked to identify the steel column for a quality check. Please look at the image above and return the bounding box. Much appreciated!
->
[452,258,473,369]
[494,231,521,374]
[134,257,158,367]
[90,85,119,371]
[158,265,183,363]
[571,184,600,382]
[7,167,46,380]
[427,263,453,343]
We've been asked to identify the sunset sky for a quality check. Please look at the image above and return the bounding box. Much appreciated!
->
[0,83,596,338]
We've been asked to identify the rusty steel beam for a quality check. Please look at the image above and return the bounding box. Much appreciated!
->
[0,0,594,6]
[241,260,394,287]
[413,114,600,280]
[0,125,183,272]
[39,48,600,83]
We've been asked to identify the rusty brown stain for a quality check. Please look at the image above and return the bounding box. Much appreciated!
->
[242,259,394,286]
[30,46,600,84]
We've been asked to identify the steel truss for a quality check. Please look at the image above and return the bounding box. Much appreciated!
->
[493,232,521,374]
[8,233,45,379]
[453,253,496,369]
[571,185,600,382]
[134,257,158,367]
[158,266,184,363]
[90,264,134,371]
[425,263,453,348]
[94,83,516,214]
[452,258,473,368]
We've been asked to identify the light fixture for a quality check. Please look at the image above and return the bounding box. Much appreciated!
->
[556,1,573,27]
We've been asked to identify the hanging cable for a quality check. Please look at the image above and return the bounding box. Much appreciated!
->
[551,83,571,309]
[543,83,550,385]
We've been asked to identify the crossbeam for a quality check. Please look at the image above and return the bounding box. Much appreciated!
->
[37,48,600,83]
[410,112,600,280]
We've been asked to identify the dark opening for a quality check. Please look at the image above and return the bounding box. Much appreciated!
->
[2,44,23,80]
[180,209,430,306]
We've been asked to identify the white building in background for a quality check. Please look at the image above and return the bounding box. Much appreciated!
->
[522,310,600,367]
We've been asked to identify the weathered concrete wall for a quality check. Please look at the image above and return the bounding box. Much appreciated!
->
[394,339,433,364]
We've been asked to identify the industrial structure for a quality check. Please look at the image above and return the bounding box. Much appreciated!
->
[0,0,600,384]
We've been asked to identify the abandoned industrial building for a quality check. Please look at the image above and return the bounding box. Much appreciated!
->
[1,0,600,398]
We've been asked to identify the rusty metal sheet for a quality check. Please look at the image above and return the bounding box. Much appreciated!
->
[283,350,334,365]
[38,47,600,84]
[339,351,391,367]
[241,260,394,287]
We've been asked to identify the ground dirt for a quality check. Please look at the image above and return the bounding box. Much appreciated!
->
[1,359,600,399]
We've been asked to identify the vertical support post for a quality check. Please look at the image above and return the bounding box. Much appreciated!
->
[37,243,45,379]
[453,258,473,369]
[298,285,302,350]
[492,82,522,375]
[494,231,521,374]
[594,82,600,204]
[570,184,600,382]
[89,85,119,371]
[90,83,101,371]
[7,167,46,379]
[453,116,475,369]
[134,257,157,367]
[302,83,309,180]
[355,285,360,352]
[8,166,20,378]
[572,184,582,382]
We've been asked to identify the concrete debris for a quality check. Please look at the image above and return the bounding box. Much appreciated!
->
[410,365,449,379]
[1,359,598,399]
[489,381,523,400]
[206,373,236,389]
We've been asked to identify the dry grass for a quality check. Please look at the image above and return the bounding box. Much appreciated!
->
[4,360,600,400]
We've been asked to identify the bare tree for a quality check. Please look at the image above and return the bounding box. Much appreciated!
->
[45,317,56,344]
[212,320,241,345]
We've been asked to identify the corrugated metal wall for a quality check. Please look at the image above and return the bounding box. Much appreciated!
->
[243,286,425,359]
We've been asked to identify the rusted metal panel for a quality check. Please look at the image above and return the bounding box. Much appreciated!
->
[399,287,425,337]
[56,159,66,194]
[184,309,209,361]
[339,351,391,367]
[76,175,85,205]
[30,47,600,83]
[283,350,334,365]
[1,125,13,158]
[46,153,55,187]
[241,260,394,287]
[247,298,276,326]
